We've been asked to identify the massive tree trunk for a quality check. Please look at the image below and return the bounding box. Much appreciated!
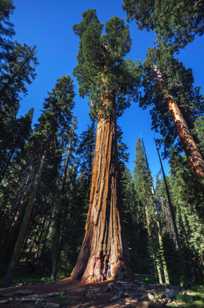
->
[167,96,204,178]
[71,97,125,283]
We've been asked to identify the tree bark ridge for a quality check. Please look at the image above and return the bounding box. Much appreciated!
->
[71,100,125,283]
[167,96,204,177]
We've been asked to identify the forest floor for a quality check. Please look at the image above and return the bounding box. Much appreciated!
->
[0,277,203,308]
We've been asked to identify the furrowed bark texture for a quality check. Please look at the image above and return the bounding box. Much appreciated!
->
[167,96,204,177]
[71,98,125,283]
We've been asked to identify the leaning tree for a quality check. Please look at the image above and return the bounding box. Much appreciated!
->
[123,1,204,178]
[139,48,204,177]
[71,10,140,283]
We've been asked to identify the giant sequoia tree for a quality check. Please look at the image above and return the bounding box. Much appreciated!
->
[139,48,204,177]
[71,10,140,283]
[123,1,204,178]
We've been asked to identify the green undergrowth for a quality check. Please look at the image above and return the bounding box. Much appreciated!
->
[0,272,68,287]
[134,273,156,285]
[167,285,204,307]
[14,272,68,285]
[14,274,53,285]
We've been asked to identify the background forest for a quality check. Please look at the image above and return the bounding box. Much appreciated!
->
[0,0,204,304]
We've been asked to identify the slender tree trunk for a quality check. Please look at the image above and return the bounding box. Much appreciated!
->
[144,203,163,284]
[156,219,170,284]
[167,96,204,177]
[31,217,46,262]
[141,140,168,284]
[51,218,63,281]
[38,214,53,261]
[0,149,15,183]
[155,142,180,250]
[71,98,125,283]
[51,146,71,280]
[4,154,45,285]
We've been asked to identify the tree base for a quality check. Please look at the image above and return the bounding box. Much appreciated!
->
[79,257,126,284]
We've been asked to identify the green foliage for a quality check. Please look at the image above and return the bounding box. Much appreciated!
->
[0,1,37,180]
[74,10,141,117]
[0,76,80,281]
[77,120,95,182]
[139,47,204,157]
[194,116,204,156]
[123,0,204,49]
[0,1,203,288]
[134,138,153,200]
[170,156,204,262]
[133,139,161,278]
[0,0,15,63]
[123,0,155,30]
[120,166,150,274]
[24,76,78,276]
[155,153,204,284]
[167,285,204,307]
[124,0,204,170]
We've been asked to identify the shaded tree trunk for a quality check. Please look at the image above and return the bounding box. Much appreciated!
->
[155,142,180,250]
[71,98,125,283]
[156,219,170,284]
[4,154,45,285]
[144,204,163,284]
[167,96,204,177]
[51,146,71,280]
[0,149,15,183]
[51,215,63,281]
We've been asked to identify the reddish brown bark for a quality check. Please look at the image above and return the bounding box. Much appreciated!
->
[153,66,204,177]
[167,96,204,177]
[71,97,125,283]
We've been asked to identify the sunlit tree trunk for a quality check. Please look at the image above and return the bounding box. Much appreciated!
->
[71,96,125,283]
[153,66,204,178]
[167,96,204,177]
[144,204,163,284]
[155,142,180,250]
[156,219,170,284]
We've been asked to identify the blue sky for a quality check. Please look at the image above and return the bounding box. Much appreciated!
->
[12,0,204,177]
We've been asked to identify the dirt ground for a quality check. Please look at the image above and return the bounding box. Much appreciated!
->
[0,278,175,307]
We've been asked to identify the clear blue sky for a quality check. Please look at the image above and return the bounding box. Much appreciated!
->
[12,0,204,177]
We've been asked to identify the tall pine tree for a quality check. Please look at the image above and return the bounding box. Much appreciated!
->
[4,76,75,284]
